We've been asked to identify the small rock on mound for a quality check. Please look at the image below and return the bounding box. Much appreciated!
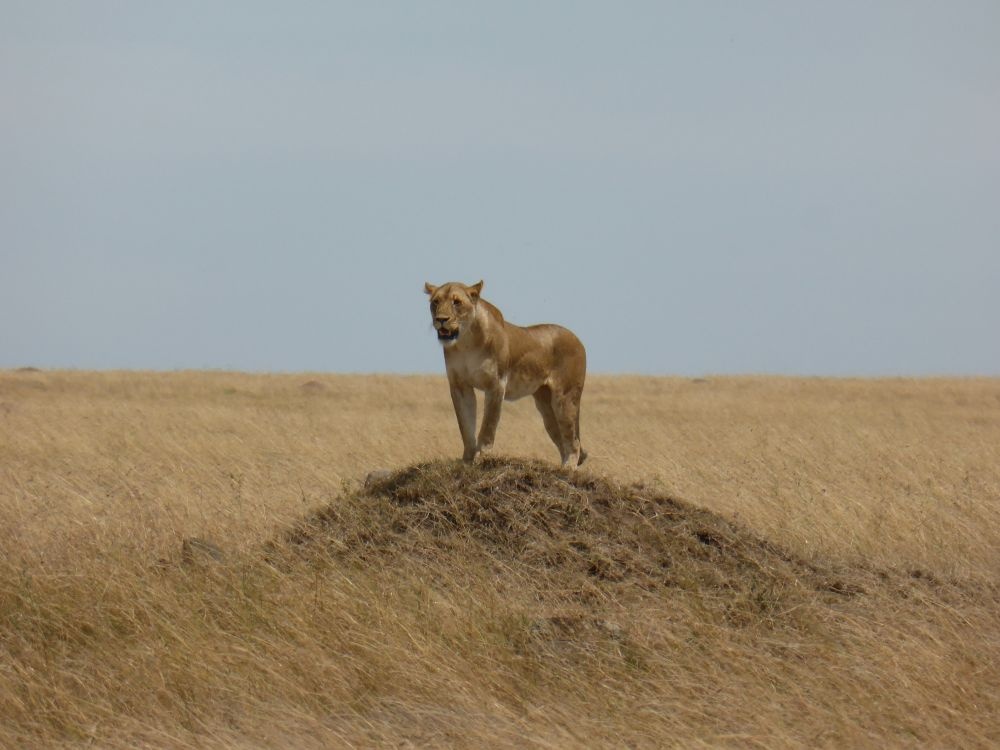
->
[299,380,327,393]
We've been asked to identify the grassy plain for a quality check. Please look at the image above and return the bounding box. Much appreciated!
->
[1,369,999,748]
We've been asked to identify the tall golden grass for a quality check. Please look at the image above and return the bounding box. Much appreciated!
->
[1,370,998,748]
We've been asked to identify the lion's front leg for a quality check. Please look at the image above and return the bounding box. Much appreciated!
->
[477,386,505,455]
[449,382,478,462]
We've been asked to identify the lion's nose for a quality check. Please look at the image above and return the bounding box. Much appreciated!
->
[435,316,449,325]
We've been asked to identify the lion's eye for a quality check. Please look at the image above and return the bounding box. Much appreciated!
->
[453,299,461,308]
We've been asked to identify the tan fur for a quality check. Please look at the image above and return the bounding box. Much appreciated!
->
[424,280,587,467]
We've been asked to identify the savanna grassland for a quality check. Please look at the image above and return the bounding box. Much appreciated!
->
[1,369,999,748]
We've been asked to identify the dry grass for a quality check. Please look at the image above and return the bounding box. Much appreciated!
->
[1,370,999,748]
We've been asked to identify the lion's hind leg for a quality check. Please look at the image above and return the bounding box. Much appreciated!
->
[533,386,568,464]
[551,386,584,468]
[575,404,587,465]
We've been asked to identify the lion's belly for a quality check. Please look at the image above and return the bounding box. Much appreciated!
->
[504,373,544,401]
[501,326,563,401]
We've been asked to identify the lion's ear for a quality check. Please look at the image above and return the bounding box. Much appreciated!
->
[468,280,483,300]
[424,282,437,296]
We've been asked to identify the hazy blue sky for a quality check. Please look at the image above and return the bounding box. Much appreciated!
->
[2,2,998,375]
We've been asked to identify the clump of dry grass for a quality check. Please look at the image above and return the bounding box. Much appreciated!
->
[1,370,999,747]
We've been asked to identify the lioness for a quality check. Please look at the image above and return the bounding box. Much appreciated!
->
[425,279,587,467]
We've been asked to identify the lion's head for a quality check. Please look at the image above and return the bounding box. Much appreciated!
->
[424,280,483,346]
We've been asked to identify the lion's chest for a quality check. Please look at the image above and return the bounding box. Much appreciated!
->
[445,348,547,402]
[445,349,502,392]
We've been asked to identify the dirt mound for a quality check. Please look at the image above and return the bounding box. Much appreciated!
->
[280,457,861,612]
